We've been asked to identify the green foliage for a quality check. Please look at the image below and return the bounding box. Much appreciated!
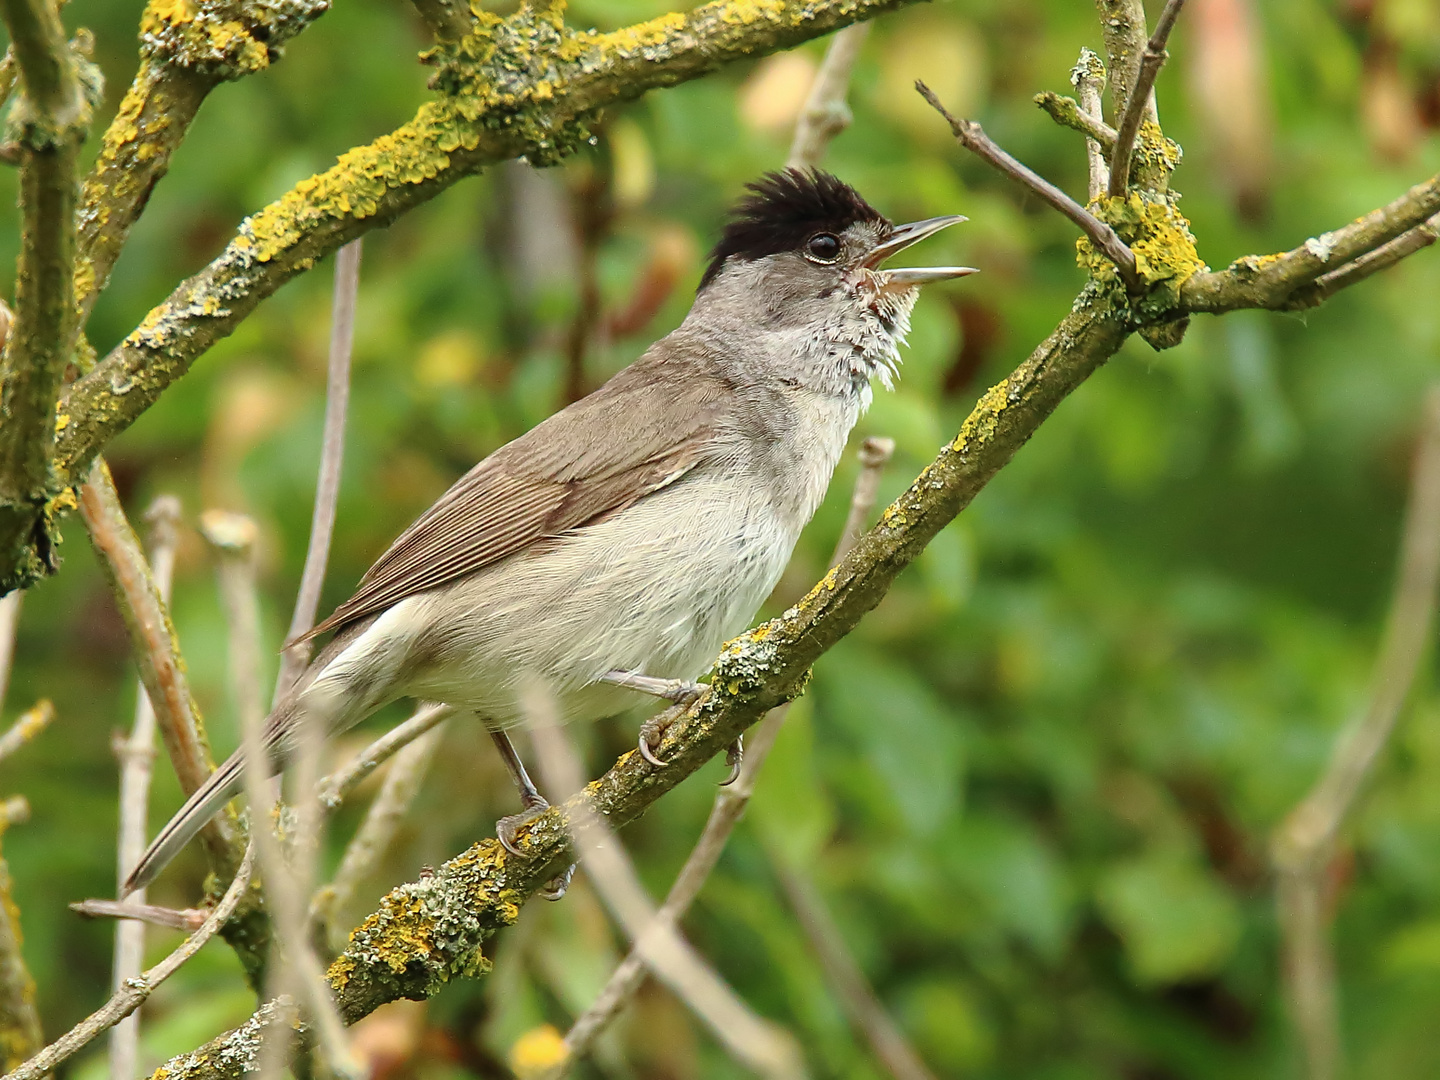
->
[2,0,1440,1077]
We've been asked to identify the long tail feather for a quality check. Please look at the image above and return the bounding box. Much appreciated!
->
[122,753,246,896]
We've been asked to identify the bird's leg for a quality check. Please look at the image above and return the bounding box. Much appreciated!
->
[721,733,743,786]
[490,729,572,901]
[601,669,707,767]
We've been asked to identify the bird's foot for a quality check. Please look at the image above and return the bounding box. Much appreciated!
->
[601,669,706,706]
[720,734,743,786]
[637,703,689,767]
[495,796,575,902]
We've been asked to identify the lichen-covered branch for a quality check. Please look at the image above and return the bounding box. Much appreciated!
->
[1181,173,1440,313]
[76,0,333,324]
[1034,89,1116,153]
[1108,0,1186,195]
[51,0,923,492]
[0,0,91,591]
[145,286,1133,1080]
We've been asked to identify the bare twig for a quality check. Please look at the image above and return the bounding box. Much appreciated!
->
[1108,0,1187,195]
[1271,387,1440,1080]
[0,0,88,588]
[111,493,180,1080]
[79,462,245,875]
[0,699,50,765]
[275,240,361,701]
[561,439,896,1068]
[209,516,357,1080]
[71,900,207,932]
[316,703,453,812]
[915,80,1141,291]
[1069,48,1110,198]
[525,694,807,1080]
[3,841,255,1080]
[0,592,21,712]
[786,23,870,170]
[311,720,447,951]
[772,862,936,1080]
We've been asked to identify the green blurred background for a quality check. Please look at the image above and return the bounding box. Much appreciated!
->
[4,0,1440,1076]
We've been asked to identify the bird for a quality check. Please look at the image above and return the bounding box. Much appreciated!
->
[123,167,976,898]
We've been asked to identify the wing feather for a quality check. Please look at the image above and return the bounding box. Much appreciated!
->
[300,359,727,642]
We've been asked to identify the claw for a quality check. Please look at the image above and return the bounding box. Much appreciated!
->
[720,735,743,786]
[496,795,549,857]
[637,704,682,767]
[539,863,576,901]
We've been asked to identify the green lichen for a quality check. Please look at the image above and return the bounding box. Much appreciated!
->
[1077,190,1206,329]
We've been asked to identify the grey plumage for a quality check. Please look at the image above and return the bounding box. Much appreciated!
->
[124,169,975,896]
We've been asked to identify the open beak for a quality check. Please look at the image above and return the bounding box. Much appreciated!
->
[864,214,978,283]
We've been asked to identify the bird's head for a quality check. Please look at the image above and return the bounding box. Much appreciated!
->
[698,168,976,335]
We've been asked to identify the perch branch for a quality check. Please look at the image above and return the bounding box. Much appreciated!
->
[561,437,897,1067]
[111,493,180,1080]
[0,700,51,765]
[0,0,88,589]
[1181,173,1440,313]
[525,704,806,1080]
[786,23,870,170]
[1271,387,1440,1080]
[1108,0,1186,195]
[3,841,255,1080]
[79,462,246,878]
[916,80,1141,291]
[276,240,360,700]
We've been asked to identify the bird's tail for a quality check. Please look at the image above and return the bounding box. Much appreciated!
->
[122,751,247,896]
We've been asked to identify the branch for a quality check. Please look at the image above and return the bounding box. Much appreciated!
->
[1284,212,1440,310]
[526,705,806,1080]
[915,80,1141,292]
[1181,173,1440,313]
[50,0,924,494]
[1271,387,1440,1080]
[1108,0,1186,195]
[310,718,448,951]
[786,23,870,170]
[0,700,51,765]
[75,0,331,325]
[147,292,1131,1080]
[0,0,90,589]
[1034,90,1116,153]
[3,842,255,1080]
[71,900,206,933]
[561,437,896,1067]
[408,0,474,43]
[0,592,21,713]
[275,240,360,700]
[1092,0,1152,123]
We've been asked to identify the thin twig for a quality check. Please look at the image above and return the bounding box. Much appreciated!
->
[561,439,896,1069]
[79,462,245,874]
[915,80,1141,291]
[0,699,50,765]
[772,861,936,1080]
[275,240,360,702]
[3,841,255,1080]
[1034,90,1117,152]
[316,703,453,812]
[209,516,357,1080]
[786,23,870,169]
[1271,386,1440,1080]
[310,719,448,951]
[525,692,807,1080]
[111,493,180,1080]
[1284,213,1440,310]
[0,592,21,713]
[1069,48,1110,199]
[1108,0,1187,195]
[71,900,207,932]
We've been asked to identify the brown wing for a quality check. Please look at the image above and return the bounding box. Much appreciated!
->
[300,358,729,642]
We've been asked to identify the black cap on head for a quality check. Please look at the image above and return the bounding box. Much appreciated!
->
[699,168,890,290]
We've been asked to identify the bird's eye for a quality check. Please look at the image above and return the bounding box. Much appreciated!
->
[805,233,841,264]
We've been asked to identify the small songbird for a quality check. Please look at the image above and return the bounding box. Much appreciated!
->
[124,168,976,896]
